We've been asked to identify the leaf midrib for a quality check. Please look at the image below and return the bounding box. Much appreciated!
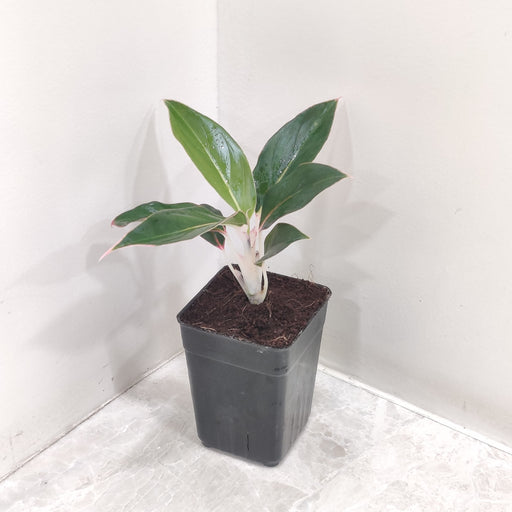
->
[125,219,221,245]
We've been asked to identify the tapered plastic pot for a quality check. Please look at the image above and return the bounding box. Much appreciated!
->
[177,268,331,466]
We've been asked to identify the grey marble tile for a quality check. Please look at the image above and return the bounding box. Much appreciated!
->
[1,354,511,512]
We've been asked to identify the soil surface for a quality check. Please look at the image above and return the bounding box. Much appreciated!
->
[178,267,331,348]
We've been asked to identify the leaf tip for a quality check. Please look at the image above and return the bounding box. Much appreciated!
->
[99,246,115,262]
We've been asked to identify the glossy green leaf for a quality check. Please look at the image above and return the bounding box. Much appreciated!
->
[256,223,308,264]
[164,100,256,217]
[111,203,243,251]
[112,201,196,227]
[261,163,347,229]
[253,100,338,207]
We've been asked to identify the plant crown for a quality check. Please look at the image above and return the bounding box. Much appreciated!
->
[105,100,347,304]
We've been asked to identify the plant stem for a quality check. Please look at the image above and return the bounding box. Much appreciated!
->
[223,220,268,304]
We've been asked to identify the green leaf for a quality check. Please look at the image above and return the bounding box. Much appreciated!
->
[199,206,245,249]
[164,100,256,217]
[112,201,196,227]
[201,230,225,249]
[256,223,308,264]
[253,100,338,207]
[260,162,347,229]
[111,203,243,251]
[199,206,247,250]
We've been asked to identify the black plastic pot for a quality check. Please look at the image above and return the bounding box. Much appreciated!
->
[177,268,331,466]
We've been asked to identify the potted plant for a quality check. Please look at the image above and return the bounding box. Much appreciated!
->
[103,99,347,465]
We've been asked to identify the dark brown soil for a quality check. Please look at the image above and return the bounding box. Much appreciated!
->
[178,267,331,348]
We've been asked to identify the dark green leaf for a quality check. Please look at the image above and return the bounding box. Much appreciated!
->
[253,100,338,207]
[164,100,256,216]
[111,203,242,250]
[257,223,308,264]
[201,230,225,249]
[260,163,347,229]
[112,201,196,227]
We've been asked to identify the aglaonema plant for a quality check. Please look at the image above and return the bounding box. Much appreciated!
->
[103,99,347,305]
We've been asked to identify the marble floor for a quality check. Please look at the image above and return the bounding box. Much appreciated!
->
[1,354,512,512]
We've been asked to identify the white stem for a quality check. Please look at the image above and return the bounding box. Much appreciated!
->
[223,217,268,304]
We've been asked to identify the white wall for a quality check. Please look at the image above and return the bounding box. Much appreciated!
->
[0,0,218,479]
[3,0,512,481]
[218,0,512,447]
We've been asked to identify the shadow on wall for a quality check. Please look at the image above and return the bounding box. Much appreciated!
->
[298,101,394,372]
[11,108,188,397]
